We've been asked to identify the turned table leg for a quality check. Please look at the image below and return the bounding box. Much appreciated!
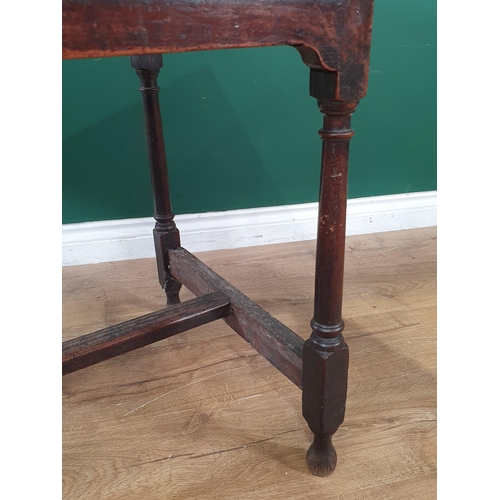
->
[131,54,182,305]
[302,70,358,477]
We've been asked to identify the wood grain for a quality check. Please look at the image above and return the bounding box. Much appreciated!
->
[62,0,374,101]
[168,247,304,388]
[62,291,231,375]
[62,227,436,499]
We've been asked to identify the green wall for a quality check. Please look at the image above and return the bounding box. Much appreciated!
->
[62,0,436,224]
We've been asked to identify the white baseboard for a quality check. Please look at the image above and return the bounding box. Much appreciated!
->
[62,191,437,266]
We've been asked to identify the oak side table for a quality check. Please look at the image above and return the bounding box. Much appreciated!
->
[62,0,375,477]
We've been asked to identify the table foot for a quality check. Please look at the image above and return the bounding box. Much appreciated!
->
[306,435,337,477]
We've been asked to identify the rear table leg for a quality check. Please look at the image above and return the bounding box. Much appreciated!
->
[131,54,182,305]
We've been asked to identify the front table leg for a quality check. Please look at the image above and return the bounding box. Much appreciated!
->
[303,71,358,476]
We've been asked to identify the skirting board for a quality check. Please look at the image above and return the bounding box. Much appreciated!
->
[62,191,437,266]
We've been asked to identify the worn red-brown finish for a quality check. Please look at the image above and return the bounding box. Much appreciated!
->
[168,247,304,389]
[62,0,374,477]
[301,96,356,476]
[131,53,183,304]
[62,292,231,375]
[62,0,374,101]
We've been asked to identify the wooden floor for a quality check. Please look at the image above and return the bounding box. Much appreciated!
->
[62,227,437,499]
